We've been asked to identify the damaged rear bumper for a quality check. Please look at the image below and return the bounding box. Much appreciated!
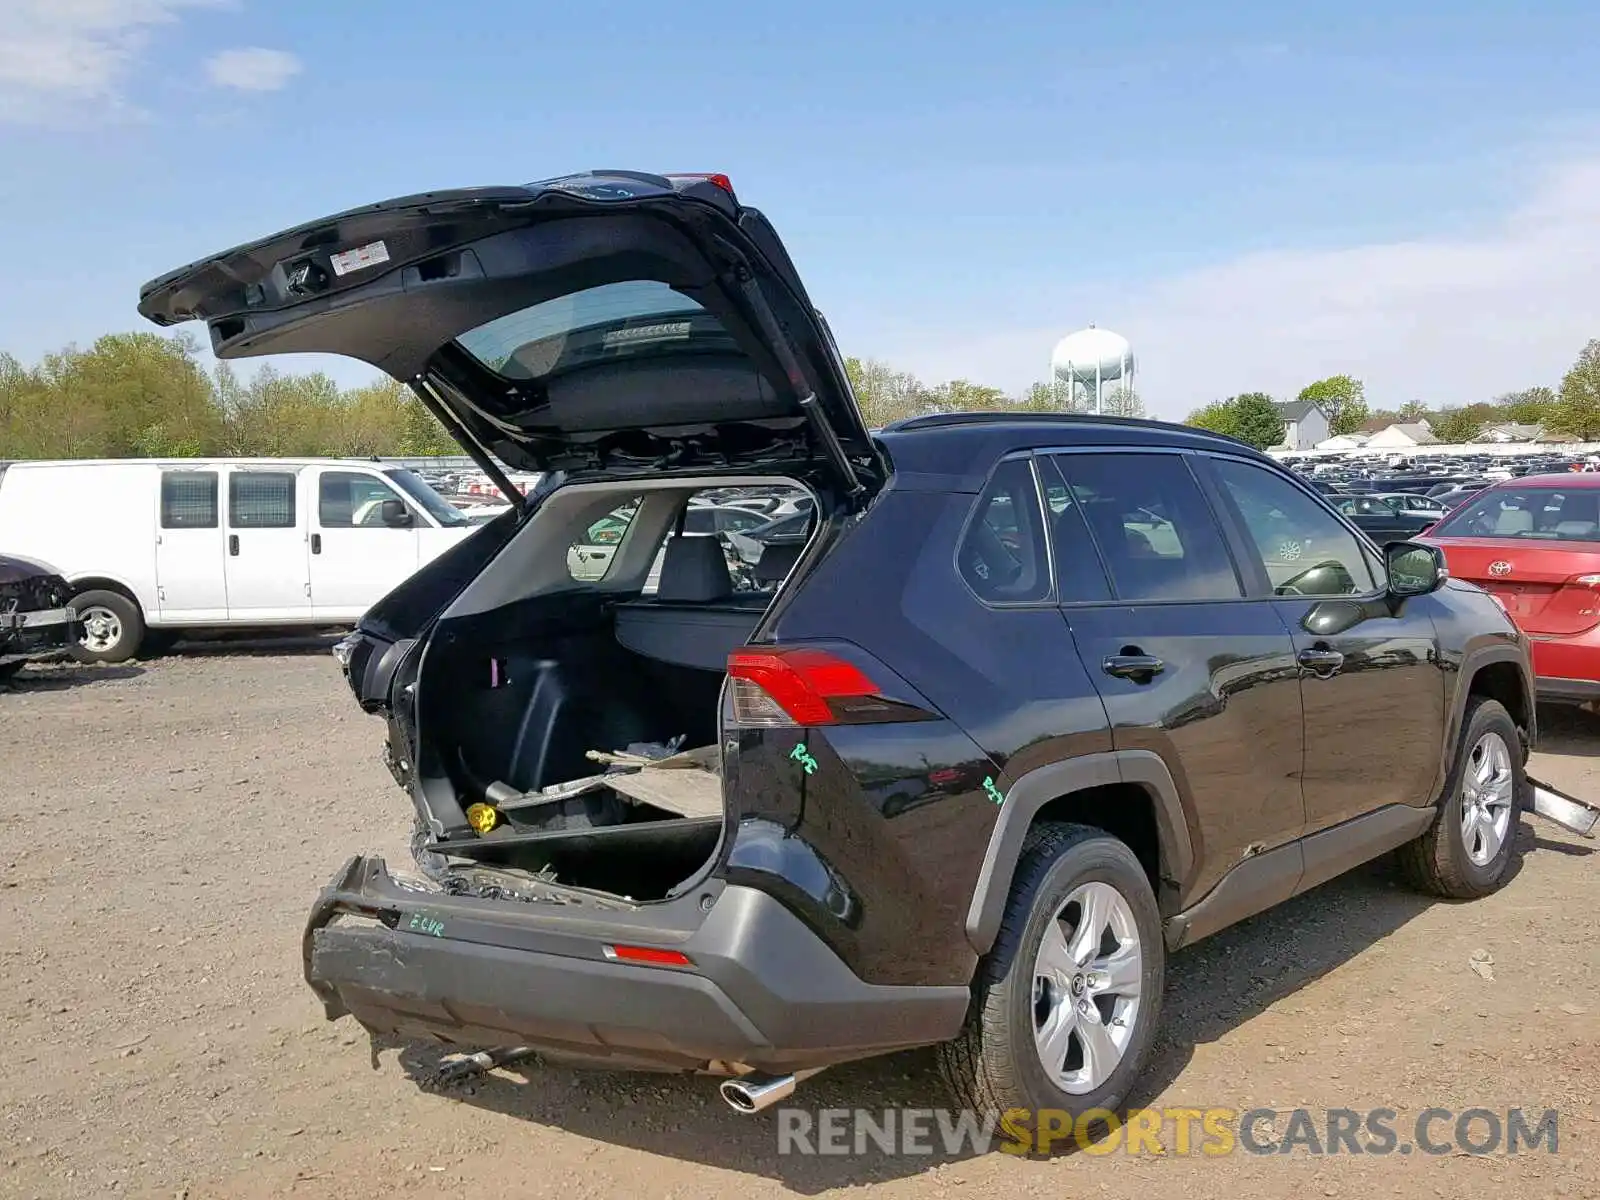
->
[0,606,79,663]
[303,855,969,1073]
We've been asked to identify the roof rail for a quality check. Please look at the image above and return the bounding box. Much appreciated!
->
[879,409,1252,448]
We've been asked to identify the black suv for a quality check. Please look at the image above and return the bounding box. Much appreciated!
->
[140,172,1536,1124]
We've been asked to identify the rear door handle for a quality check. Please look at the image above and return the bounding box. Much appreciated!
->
[311,533,322,554]
[1297,647,1345,674]
[228,534,239,557]
[1103,653,1165,682]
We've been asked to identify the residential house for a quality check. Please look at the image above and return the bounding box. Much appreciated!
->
[1366,423,1441,449]
[1474,423,1547,444]
[1272,399,1331,450]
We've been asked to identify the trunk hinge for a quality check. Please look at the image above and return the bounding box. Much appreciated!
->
[408,377,528,514]
[734,269,865,499]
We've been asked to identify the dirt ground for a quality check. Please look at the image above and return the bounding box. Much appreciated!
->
[1,647,1597,1200]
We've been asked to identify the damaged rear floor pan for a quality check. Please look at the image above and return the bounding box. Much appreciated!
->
[423,743,725,898]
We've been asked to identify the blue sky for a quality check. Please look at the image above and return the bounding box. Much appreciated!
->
[3,0,1600,419]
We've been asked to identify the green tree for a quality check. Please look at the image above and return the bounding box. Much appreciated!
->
[1496,386,1556,425]
[1100,386,1145,419]
[844,356,926,427]
[1297,375,1368,436]
[1397,399,1428,422]
[1016,380,1067,411]
[920,379,1009,412]
[1549,339,1600,441]
[1185,399,1242,438]
[1230,392,1287,449]
[1431,407,1484,445]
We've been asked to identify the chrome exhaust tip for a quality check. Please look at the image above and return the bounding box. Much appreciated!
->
[719,1067,824,1113]
[720,1073,797,1113]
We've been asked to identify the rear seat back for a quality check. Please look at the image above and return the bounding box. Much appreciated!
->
[615,534,759,671]
[655,535,734,603]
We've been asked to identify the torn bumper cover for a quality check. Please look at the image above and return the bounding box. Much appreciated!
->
[302,855,968,1073]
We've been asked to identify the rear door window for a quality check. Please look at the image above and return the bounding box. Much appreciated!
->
[1036,456,1112,602]
[160,470,218,529]
[1049,453,1241,602]
[959,458,1051,604]
[228,472,297,529]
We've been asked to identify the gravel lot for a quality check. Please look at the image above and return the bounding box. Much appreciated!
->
[2,648,1597,1199]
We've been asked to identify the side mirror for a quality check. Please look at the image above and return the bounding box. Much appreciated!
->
[380,499,414,528]
[1386,540,1446,597]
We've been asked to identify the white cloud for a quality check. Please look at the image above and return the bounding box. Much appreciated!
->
[878,157,1600,420]
[204,46,300,92]
[0,0,221,122]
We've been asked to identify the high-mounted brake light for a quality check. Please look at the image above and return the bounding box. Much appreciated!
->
[727,647,879,727]
[664,172,735,195]
[603,944,693,967]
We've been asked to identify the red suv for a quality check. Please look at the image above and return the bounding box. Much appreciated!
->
[1420,473,1600,701]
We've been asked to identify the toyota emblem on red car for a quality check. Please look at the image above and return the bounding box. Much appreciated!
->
[1488,561,1513,577]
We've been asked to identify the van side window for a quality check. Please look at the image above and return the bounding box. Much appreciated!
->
[160,471,218,529]
[318,472,406,528]
[960,458,1051,604]
[229,472,297,529]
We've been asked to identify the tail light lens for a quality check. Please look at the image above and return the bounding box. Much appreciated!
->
[1572,575,1600,588]
[727,647,878,727]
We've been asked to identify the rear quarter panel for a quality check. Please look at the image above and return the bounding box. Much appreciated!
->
[732,485,1110,987]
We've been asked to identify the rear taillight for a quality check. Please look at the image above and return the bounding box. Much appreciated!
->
[727,647,880,727]
[1572,574,1600,589]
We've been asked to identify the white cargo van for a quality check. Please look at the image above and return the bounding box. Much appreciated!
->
[0,458,480,662]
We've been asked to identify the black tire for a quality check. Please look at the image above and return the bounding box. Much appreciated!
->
[938,823,1164,1138]
[67,589,145,665]
[0,660,23,681]
[1396,697,1523,899]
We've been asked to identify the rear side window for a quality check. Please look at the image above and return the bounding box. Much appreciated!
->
[1051,453,1240,602]
[229,471,297,529]
[160,470,217,529]
[959,458,1051,604]
[566,498,642,583]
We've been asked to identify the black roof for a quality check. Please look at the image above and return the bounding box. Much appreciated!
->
[874,411,1264,485]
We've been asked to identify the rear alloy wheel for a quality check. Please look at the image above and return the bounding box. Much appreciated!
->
[68,590,145,665]
[939,823,1164,1137]
[1397,697,1522,899]
[1030,881,1145,1095]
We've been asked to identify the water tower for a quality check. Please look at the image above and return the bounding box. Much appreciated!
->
[1051,325,1134,414]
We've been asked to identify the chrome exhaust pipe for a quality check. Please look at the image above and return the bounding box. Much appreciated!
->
[719,1067,823,1113]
